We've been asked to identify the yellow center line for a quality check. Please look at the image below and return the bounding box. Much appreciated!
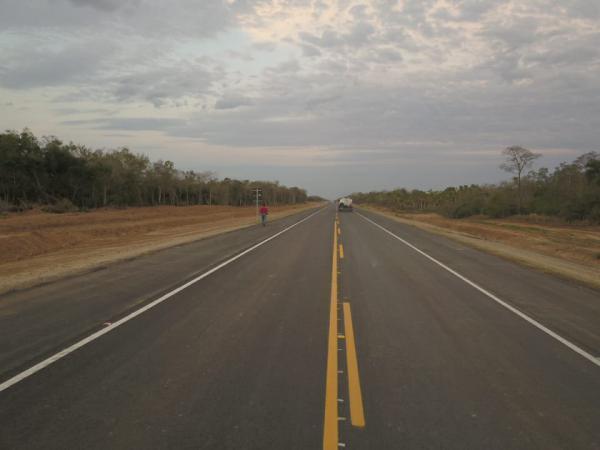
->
[339,244,344,259]
[323,221,339,450]
[343,302,366,427]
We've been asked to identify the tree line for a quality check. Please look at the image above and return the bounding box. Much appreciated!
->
[0,129,310,212]
[351,147,600,222]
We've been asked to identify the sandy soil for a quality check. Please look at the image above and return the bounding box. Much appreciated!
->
[360,206,600,290]
[0,203,322,294]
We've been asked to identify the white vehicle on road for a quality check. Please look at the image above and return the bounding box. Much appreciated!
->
[338,197,353,212]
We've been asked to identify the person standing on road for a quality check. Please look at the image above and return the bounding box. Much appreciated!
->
[259,203,269,226]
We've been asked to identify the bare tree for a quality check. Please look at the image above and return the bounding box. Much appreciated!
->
[500,145,541,214]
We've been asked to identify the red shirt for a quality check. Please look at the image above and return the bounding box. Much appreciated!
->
[259,206,269,215]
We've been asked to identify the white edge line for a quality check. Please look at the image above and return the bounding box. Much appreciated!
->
[0,207,325,393]
[356,211,600,368]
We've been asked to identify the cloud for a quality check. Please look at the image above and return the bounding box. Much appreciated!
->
[62,117,186,131]
[106,62,223,107]
[0,27,225,106]
[1,0,600,197]
[438,0,503,21]
[556,0,600,19]
[301,44,322,57]
[0,40,116,89]
[266,59,301,74]
[68,0,128,12]
[480,16,540,49]
[214,95,253,110]
[0,0,234,38]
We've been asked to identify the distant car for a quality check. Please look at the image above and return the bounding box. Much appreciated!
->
[338,197,353,212]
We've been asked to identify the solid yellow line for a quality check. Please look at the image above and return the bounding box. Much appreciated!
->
[343,302,366,428]
[339,244,344,259]
[323,221,339,450]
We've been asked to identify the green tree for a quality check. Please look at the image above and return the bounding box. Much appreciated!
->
[500,146,541,214]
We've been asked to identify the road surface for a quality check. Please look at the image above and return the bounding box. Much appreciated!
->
[1,205,599,449]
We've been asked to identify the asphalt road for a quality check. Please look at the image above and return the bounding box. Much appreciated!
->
[1,204,599,449]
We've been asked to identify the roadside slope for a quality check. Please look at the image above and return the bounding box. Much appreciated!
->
[0,203,323,294]
[358,205,600,290]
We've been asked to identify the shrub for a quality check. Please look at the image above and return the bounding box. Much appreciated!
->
[0,199,34,213]
[42,198,79,214]
[0,199,15,213]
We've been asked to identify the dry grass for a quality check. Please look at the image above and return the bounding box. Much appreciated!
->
[0,203,321,294]
[361,205,600,290]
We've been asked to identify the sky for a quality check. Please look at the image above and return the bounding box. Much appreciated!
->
[1,0,599,198]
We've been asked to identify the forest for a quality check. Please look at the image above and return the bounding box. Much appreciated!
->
[352,148,600,222]
[0,129,312,212]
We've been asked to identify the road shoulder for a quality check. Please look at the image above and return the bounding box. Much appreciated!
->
[0,203,323,295]
[358,205,600,290]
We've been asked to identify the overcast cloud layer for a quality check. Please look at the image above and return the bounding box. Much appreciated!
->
[1,0,599,197]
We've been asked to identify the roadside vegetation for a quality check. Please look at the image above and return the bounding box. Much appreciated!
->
[351,146,600,288]
[0,128,312,213]
[352,147,600,223]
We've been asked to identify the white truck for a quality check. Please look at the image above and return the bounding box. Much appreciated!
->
[338,197,353,212]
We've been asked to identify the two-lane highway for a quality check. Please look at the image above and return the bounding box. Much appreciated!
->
[1,204,599,449]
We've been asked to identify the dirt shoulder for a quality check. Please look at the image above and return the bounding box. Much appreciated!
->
[359,205,600,290]
[0,203,323,295]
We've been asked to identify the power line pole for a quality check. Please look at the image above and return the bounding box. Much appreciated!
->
[254,188,262,224]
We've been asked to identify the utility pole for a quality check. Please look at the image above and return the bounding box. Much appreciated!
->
[254,188,262,223]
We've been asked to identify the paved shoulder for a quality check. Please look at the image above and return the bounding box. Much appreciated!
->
[356,207,600,353]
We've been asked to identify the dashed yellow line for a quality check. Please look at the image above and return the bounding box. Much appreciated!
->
[323,221,339,450]
[343,302,365,427]
[324,217,365,448]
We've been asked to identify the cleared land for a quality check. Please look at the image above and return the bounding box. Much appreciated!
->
[0,203,321,294]
[360,205,600,290]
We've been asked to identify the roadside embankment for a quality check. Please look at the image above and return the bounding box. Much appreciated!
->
[359,205,600,290]
[0,203,323,294]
